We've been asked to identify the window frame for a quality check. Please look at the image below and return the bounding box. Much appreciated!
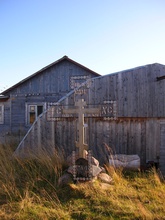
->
[0,104,4,124]
[26,102,46,125]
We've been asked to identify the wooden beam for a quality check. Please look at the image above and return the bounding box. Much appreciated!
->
[157,75,165,81]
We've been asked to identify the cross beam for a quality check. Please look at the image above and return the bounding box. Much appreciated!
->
[63,99,100,158]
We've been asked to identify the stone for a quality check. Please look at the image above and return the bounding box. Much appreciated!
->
[97,173,113,184]
[58,173,73,187]
[91,165,102,177]
[75,158,89,178]
[100,166,106,173]
[67,165,75,175]
[109,154,140,171]
[91,156,99,166]
[66,151,102,182]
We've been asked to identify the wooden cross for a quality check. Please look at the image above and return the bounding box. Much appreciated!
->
[63,99,100,158]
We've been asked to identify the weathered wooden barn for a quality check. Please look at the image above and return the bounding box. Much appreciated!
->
[12,61,165,175]
[0,56,100,142]
[1,57,165,174]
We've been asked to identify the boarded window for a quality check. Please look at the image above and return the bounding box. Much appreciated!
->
[28,104,44,124]
[0,105,4,124]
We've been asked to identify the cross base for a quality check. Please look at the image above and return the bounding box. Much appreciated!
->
[75,141,88,158]
[72,150,93,181]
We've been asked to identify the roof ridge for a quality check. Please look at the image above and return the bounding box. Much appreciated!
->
[1,56,100,94]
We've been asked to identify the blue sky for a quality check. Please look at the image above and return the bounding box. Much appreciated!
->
[0,0,165,92]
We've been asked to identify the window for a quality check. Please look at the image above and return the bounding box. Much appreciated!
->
[27,104,44,124]
[0,105,4,124]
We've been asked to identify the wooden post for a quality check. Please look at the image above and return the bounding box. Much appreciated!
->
[63,99,100,158]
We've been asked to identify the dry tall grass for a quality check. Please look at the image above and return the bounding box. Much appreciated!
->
[0,142,66,219]
[0,142,165,220]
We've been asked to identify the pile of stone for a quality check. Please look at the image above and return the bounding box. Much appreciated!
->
[58,150,112,187]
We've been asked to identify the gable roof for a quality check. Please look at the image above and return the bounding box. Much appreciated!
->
[1,56,100,95]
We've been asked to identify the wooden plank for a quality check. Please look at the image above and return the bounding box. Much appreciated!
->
[160,122,165,175]
[146,119,159,162]
[116,72,123,117]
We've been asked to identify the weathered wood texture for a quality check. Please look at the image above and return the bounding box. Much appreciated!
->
[0,58,98,138]
[87,63,165,117]
[15,63,165,175]
[160,122,165,174]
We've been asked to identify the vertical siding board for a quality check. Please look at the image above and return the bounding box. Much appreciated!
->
[156,120,160,163]
[152,64,159,117]
[94,78,102,104]
[91,78,97,105]
[140,120,146,166]
[105,120,111,143]
[11,96,26,134]
[143,67,148,117]
[130,120,135,154]
[161,64,165,113]
[146,119,159,162]
[116,72,123,117]
[108,75,113,101]
[92,119,98,158]
[126,71,133,117]
[138,68,144,116]
[88,79,96,105]
[122,120,128,154]
[123,73,128,117]
[133,121,140,155]
[135,121,142,157]
[112,75,117,101]
[97,121,104,160]
[163,79,165,118]
[136,69,140,116]
[12,62,165,174]
[110,121,117,153]
[132,70,138,117]
[102,76,109,102]
[114,121,119,154]
[88,118,93,151]
[147,66,154,117]
[117,121,123,153]
[158,80,164,116]
[160,122,165,174]
[146,120,150,162]
[155,65,162,117]
[102,121,108,162]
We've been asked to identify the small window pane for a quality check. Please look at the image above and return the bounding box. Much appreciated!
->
[30,106,35,112]
[37,106,43,116]
[30,112,36,124]
[27,104,44,124]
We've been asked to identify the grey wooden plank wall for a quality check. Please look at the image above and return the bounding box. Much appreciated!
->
[8,60,97,95]
[0,99,11,136]
[160,122,165,174]
[16,113,160,166]
[86,63,165,117]
[15,63,165,171]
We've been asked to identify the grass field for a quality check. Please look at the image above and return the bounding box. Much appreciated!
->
[0,143,165,220]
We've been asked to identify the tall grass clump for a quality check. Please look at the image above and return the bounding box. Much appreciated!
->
[0,141,70,219]
[0,141,165,219]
